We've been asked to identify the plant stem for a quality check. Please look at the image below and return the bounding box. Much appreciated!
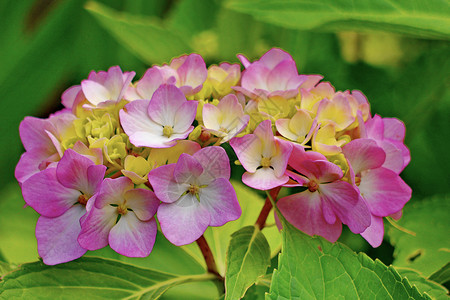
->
[255,186,281,230]
[196,235,222,280]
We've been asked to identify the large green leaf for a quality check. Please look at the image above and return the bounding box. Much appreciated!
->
[225,226,271,299]
[182,181,281,276]
[397,268,449,300]
[388,195,450,277]
[85,1,192,65]
[0,257,216,299]
[226,0,450,39]
[0,185,39,264]
[267,219,431,299]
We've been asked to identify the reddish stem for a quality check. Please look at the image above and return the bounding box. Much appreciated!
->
[196,235,222,279]
[255,186,281,230]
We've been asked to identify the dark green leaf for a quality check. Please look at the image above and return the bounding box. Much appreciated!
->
[397,268,449,300]
[225,226,271,299]
[268,218,431,299]
[0,257,216,299]
[388,195,450,277]
[429,263,450,286]
[85,1,192,65]
[226,0,450,39]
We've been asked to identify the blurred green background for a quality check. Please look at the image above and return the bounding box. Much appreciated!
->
[1,0,449,270]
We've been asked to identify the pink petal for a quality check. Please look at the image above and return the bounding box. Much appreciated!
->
[81,80,110,105]
[383,118,405,141]
[241,64,269,93]
[36,205,87,265]
[360,215,384,248]
[57,149,105,195]
[104,66,126,100]
[173,100,197,132]
[61,85,82,109]
[148,164,189,204]
[202,103,222,130]
[343,139,386,174]
[136,67,164,100]
[259,48,294,69]
[297,160,343,183]
[95,177,133,208]
[78,205,117,250]
[174,153,204,184]
[199,178,241,226]
[119,100,166,147]
[242,167,289,190]
[158,194,210,246]
[15,150,51,185]
[230,134,263,173]
[194,146,231,183]
[270,139,293,178]
[22,168,80,217]
[267,60,299,92]
[379,140,405,174]
[109,214,157,257]
[237,54,251,68]
[124,189,160,221]
[19,116,55,152]
[177,54,207,91]
[359,168,411,217]
[319,182,371,234]
[278,191,342,242]
[147,84,185,126]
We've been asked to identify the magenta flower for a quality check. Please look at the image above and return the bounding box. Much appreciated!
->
[148,146,241,246]
[21,149,106,265]
[15,110,76,185]
[277,146,371,242]
[362,114,410,174]
[234,48,308,99]
[78,177,160,257]
[120,84,197,148]
[126,54,207,99]
[343,138,411,247]
[230,120,293,190]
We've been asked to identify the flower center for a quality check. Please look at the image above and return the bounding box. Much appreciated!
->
[77,194,89,205]
[117,203,128,215]
[260,157,271,168]
[355,176,361,186]
[307,180,319,192]
[188,184,200,195]
[163,125,173,137]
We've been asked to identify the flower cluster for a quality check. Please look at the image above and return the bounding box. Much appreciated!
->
[16,48,411,265]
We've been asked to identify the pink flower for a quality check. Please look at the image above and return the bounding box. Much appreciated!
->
[343,138,411,247]
[78,177,159,257]
[15,110,76,185]
[21,149,106,264]
[230,120,293,190]
[148,146,241,246]
[362,114,410,174]
[80,66,135,108]
[234,48,308,99]
[120,84,197,148]
[126,54,207,99]
[277,146,371,242]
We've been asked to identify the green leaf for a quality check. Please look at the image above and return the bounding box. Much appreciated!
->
[226,0,450,40]
[388,195,450,277]
[0,257,216,299]
[85,1,192,65]
[429,263,450,286]
[0,185,39,264]
[0,261,15,280]
[182,181,281,276]
[225,226,271,299]
[397,268,449,300]
[267,219,431,299]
